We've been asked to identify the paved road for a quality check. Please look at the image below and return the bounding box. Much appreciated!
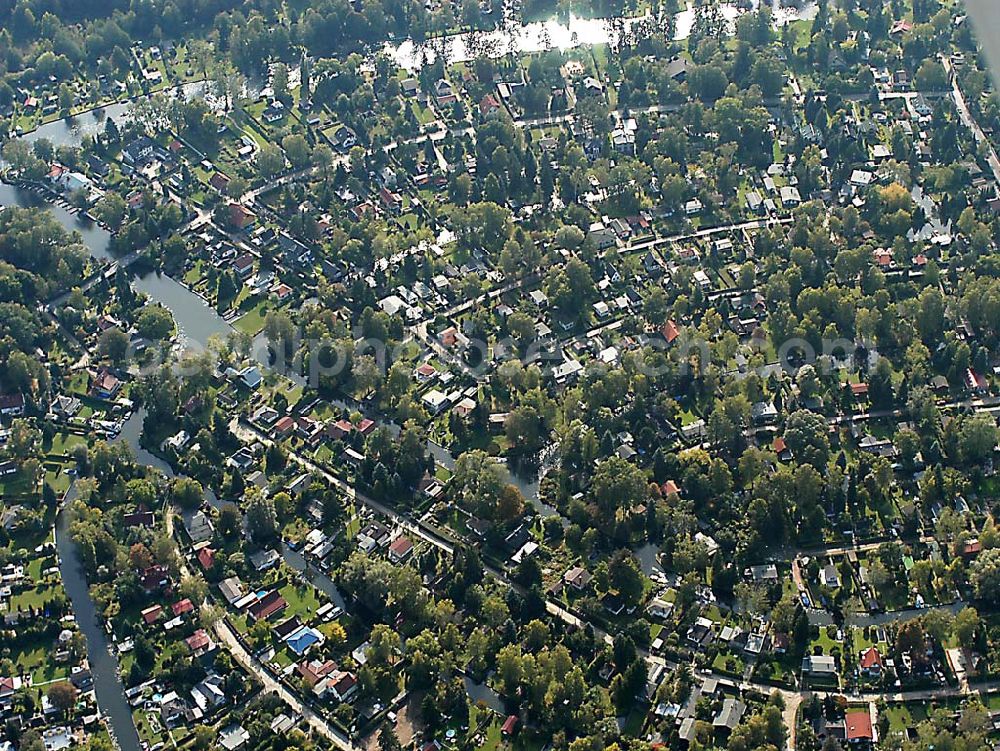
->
[231,417,617,649]
[212,619,357,750]
[945,56,1000,184]
[166,508,358,751]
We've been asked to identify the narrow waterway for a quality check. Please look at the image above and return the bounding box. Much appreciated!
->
[0,182,115,262]
[56,489,142,751]
[115,408,351,614]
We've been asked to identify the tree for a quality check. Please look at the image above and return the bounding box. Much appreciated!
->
[192,725,214,751]
[784,409,830,471]
[451,450,523,522]
[592,455,647,522]
[47,682,76,714]
[971,549,1000,605]
[135,305,175,340]
[954,607,980,650]
[282,133,312,168]
[272,63,290,101]
[687,64,729,101]
[608,550,644,607]
[172,477,203,510]
[257,143,285,179]
[507,311,536,345]
[95,193,127,229]
[914,60,948,92]
[98,327,129,364]
[379,725,402,751]
[218,502,241,539]
[246,491,278,541]
[958,414,999,465]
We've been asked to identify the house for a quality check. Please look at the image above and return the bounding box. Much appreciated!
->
[89,368,121,399]
[501,715,519,736]
[802,654,837,676]
[218,577,245,606]
[124,511,155,528]
[0,676,22,709]
[232,252,255,279]
[285,626,324,656]
[358,522,391,551]
[965,367,988,394]
[238,366,262,390]
[772,436,792,461]
[249,548,281,571]
[263,100,286,123]
[286,472,311,496]
[661,319,680,344]
[529,289,549,308]
[122,136,156,166]
[184,511,214,544]
[665,56,689,81]
[247,590,288,622]
[850,169,874,188]
[326,671,358,702]
[185,629,213,655]
[780,186,802,206]
[160,691,195,728]
[297,658,339,688]
[564,566,593,590]
[197,547,216,570]
[209,172,231,192]
[273,416,295,437]
[172,598,195,618]
[859,646,883,677]
[845,708,875,745]
[587,221,617,249]
[480,93,502,118]
[379,186,403,214]
[647,597,673,619]
[849,381,869,399]
[228,203,257,231]
[713,698,746,732]
[686,616,714,645]
[422,389,449,415]
[750,564,778,582]
[191,673,227,713]
[661,480,680,497]
[219,724,250,751]
[140,604,163,626]
[140,565,170,594]
[611,123,636,155]
[751,401,778,425]
[434,79,457,104]
[49,395,81,418]
[414,363,437,382]
[684,198,703,216]
[822,563,841,588]
[388,535,414,563]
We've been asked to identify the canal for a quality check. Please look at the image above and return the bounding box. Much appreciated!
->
[56,489,143,751]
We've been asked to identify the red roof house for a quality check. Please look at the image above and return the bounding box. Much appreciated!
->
[501,715,519,736]
[197,547,216,570]
[845,709,874,743]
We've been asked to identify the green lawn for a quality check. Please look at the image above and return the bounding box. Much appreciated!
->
[234,300,269,335]
[280,580,322,619]
[11,640,71,683]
